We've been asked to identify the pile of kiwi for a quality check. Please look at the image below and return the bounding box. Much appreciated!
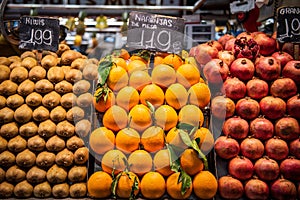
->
[0,44,97,198]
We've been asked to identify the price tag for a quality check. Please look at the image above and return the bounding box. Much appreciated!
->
[127,11,185,54]
[19,16,60,52]
[276,6,300,43]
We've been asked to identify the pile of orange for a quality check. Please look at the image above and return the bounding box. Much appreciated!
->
[88,49,217,199]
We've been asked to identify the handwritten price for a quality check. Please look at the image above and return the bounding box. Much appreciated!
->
[278,18,300,43]
[20,28,53,47]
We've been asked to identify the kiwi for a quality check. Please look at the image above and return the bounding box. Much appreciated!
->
[73,79,91,95]
[46,135,65,152]
[0,136,7,152]
[76,92,93,108]
[65,68,83,83]
[0,167,5,182]
[49,106,66,122]
[0,181,14,198]
[46,164,67,184]
[61,65,71,75]
[68,165,87,183]
[0,122,19,138]
[27,135,46,152]
[25,92,43,107]
[14,180,33,198]
[75,119,91,138]
[47,66,65,84]
[56,120,75,138]
[0,80,18,96]
[66,135,85,151]
[0,150,15,167]
[38,119,56,138]
[8,55,21,63]
[69,182,87,198]
[0,107,14,123]
[26,166,47,184]
[36,151,56,168]
[19,121,38,138]
[9,66,28,83]
[16,149,36,168]
[71,57,87,71]
[20,51,36,59]
[42,50,58,58]
[52,183,69,198]
[9,60,22,70]
[42,91,61,109]
[33,181,52,198]
[21,56,38,70]
[35,79,54,94]
[66,106,85,122]
[83,63,98,80]
[32,106,50,122]
[28,65,46,82]
[0,64,10,82]
[61,49,82,65]
[0,57,11,65]
[41,54,58,70]
[0,96,6,109]
[55,148,74,167]
[14,104,33,123]
[17,79,35,96]
[60,92,77,109]
[55,80,73,94]
[5,165,26,183]
[56,43,70,56]
[74,147,89,165]
[6,93,24,108]
[7,135,27,153]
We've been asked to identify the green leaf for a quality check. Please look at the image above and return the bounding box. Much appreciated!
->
[111,172,122,198]
[129,176,139,200]
[98,59,113,86]
[177,122,195,133]
[179,129,193,147]
[166,144,181,173]
[146,100,155,114]
[191,139,209,170]
[178,170,192,196]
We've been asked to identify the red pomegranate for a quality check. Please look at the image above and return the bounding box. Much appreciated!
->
[218,175,244,199]
[282,42,300,58]
[218,34,234,48]
[228,156,254,180]
[254,32,277,56]
[240,136,264,160]
[246,78,269,100]
[210,40,223,51]
[235,97,260,120]
[218,50,235,67]
[244,178,269,200]
[275,116,300,141]
[214,135,240,160]
[222,77,246,100]
[255,56,281,82]
[230,58,255,81]
[224,38,236,51]
[234,36,260,61]
[287,94,300,119]
[290,137,300,159]
[203,59,229,84]
[270,77,297,99]
[191,42,219,67]
[272,51,293,68]
[236,32,253,40]
[282,60,300,84]
[270,178,297,200]
[211,95,235,119]
[250,116,274,140]
[222,116,249,139]
[265,137,289,161]
[254,156,280,181]
[280,157,300,181]
[259,96,286,120]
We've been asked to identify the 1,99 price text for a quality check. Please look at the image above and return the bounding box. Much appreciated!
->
[22,29,53,47]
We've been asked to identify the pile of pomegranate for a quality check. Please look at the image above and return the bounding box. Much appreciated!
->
[190,31,300,200]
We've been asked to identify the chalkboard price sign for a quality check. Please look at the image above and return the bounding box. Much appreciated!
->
[127,11,185,54]
[19,16,60,52]
[276,6,300,43]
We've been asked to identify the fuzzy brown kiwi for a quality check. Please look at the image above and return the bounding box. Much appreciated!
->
[46,135,65,152]
[9,60,21,70]
[20,51,35,59]
[8,55,21,63]
[14,104,33,123]
[0,96,6,109]
[0,150,15,167]
[38,119,56,138]
[32,106,50,122]
[60,49,82,66]
[0,57,11,65]
[56,43,70,56]
[42,91,61,109]
[14,180,33,198]
[41,54,58,70]
[5,165,26,183]
[46,164,67,184]
[6,94,24,108]
[55,80,73,94]
[0,181,14,198]
[52,183,69,198]
[7,135,27,153]
[26,166,47,184]
[35,79,54,94]
[33,181,51,198]
[0,80,18,96]
[19,121,38,138]
[25,92,43,107]
[83,63,98,80]
[0,167,5,182]
[60,92,77,109]
[70,182,87,198]
[66,106,85,122]
[17,79,35,96]
[65,68,83,83]
[71,57,87,71]
[0,64,10,82]
[28,66,46,82]
[27,135,46,152]
[66,135,84,151]
[76,92,93,108]
[56,120,75,138]
[68,165,87,183]
[0,107,14,123]
[9,66,28,83]
[50,106,66,122]
[21,56,38,70]
[47,66,64,83]
[36,151,56,168]
[16,149,36,168]
[0,136,7,152]
[73,79,91,95]
[75,119,91,138]
[55,148,74,167]
[0,122,19,138]
[74,147,89,165]
[61,65,71,75]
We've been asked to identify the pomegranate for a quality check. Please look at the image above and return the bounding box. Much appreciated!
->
[290,137,300,159]
[282,42,300,58]
[275,116,300,141]
[270,77,297,99]
[214,135,240,160]
[282,60,300,84]
[230,58,255,81]
[210,40,223,51]
[234,36,260,61]
[236,32,253,40]
[244,178,269,200]
[272,51,293,68]
[254,156,280,181]
[191,42,219,67]
[265,137,289,161]
[250,116,274,140]
[240,136,264,160]
[224,38,236,51]
[218,34,234,48]
[259,96,286,120]
[203,59,229,84]
[221,77,246,100]
[218,50,235,67]
[218,175,244,199]
[246,78,269,100]
[270,178,297,200]
[222,116,249,139]
[211,95,235,119]
[280,157,300,181]
[235,97,260,120]
[228,156,254,180]
[287,94,300,119]
[253,32,277,56]
[255,56,281,81]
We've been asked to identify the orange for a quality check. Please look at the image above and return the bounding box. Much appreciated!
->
[128,149,153,177]
[127,59,148,75]
[87,171,112,198]
[112,57,128,71]
[199,77,205,83]
[101,149,127,175]
[93,87,115,113]
[166,172,193,199]
[176,63,201,88]
[112,48,130,60]
[130,55,148,64]
[165,127,189,150]
[154,105,178,131]
[153,149,174,177]
[115,127,140,154]
[140,171,166,199]
[102,105,128,132]
[162,54,183,70]
[194,127,214,155]
[184,56,198,68]
[128,70,152,92]
[151,64,176,88]
[140,84,164,108]
[128,104,152,133]
[115,171,140,199]
[193,170,218,199]
[116,86,139,111]
[153,55,164,66]
[89,126,115,155]
[140,126,165,153]
[165,83,188,110]
[178,104,204,128]
[180,148,204,176]
[107,65,129,92]
[188,82,211,109]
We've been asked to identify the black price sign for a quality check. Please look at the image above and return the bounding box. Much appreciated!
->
[127,11,185,54]
[277,6,300,43]
[19,16,60,52]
